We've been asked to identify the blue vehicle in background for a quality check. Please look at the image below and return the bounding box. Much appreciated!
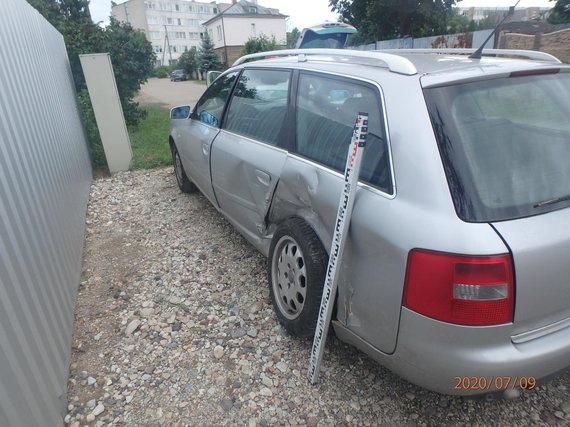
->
[206,22,357,86]
[295,22,357,49]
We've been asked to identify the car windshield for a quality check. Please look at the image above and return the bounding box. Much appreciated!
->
[424,72,570,222]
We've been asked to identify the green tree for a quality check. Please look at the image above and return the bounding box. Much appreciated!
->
[103,18,155,125]
[548,0,570,24]
[27,0,104,90]
[177,47,198,77]
[447,8,472,34]
[198,32,223,72]
[286,27,301,48]
[26,1,154,123]
[27,0,156,169]
[241,34,281,55]
[329,0,458,42]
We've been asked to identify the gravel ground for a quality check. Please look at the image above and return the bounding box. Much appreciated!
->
[66,167,570,427]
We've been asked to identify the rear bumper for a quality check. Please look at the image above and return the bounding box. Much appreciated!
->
[333,308,570,395]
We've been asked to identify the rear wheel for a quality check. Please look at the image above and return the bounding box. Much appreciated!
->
[171,143,197,194]
[268,218,328,337]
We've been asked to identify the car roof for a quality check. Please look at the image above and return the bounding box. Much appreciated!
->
[393,51,569,87]
[233,48,569,87]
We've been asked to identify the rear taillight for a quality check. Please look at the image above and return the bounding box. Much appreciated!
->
[403,250,514,326]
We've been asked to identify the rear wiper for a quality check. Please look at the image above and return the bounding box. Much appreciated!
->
[534,194,570,208]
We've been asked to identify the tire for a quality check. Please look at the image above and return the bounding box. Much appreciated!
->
[171,143,197,194]
[268,218,328,338]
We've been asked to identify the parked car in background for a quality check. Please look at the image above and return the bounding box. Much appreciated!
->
[168,48,570,397]
[170,69,188,82]
[295,21,357,49]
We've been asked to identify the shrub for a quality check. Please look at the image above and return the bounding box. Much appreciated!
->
[77,90,106,169]
[241,34,282,55]
[150,65,171,78]
[177,48,198,76]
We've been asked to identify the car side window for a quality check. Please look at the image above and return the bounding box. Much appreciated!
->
[224,69,290,146]
[193,71,239,128]
[295,73,393,194]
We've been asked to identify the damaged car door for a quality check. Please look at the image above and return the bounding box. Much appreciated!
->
[210,69,291,249]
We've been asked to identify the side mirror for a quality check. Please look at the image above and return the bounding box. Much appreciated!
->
[170,105,191,119]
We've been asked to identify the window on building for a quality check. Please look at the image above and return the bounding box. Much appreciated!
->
[166,17,173,25]
[251,23,256,37]
[217,25,222,41]
[153,45,163,53]
[249,7,257,13]
[145,2,156,9]
[175,32,186,39]
[148,31,161,39]
[174,4,179,11]
[177,18,182,25]
[200,32,204,40]
[213,8,218,14]
[147,16,159,24]
[225,70,291,146]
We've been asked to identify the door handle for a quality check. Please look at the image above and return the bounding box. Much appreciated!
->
[255,169,271,186]
[202,142,209,156]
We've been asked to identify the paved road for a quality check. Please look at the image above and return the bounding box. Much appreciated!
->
[135,77,207,109]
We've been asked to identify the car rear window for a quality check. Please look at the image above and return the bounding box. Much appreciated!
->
[424,72,570,222]
[295,73,393,194]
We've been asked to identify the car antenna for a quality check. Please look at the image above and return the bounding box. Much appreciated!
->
[469,0,521,59]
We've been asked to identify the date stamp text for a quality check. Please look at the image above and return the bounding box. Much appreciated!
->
[454,376,536,391]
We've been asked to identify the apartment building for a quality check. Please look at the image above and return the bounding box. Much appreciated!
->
[203,0,287,68]
[111,0,219,65]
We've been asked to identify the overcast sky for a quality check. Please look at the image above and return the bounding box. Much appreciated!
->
[89,0,556,29]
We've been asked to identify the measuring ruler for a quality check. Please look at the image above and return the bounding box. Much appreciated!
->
[307,112,369,385]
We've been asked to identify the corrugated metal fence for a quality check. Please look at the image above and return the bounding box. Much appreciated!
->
[0,1,92,426]
[354,29,495,50]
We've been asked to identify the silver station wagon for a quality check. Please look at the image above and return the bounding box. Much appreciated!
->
[169,48,570,396]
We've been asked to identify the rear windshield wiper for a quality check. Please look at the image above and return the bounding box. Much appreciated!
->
[534,194,570,208]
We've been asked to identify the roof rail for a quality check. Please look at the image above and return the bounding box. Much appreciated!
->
[388,48,562,63]
[232,48,418,75]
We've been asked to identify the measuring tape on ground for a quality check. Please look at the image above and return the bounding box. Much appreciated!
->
[308,112,369,385]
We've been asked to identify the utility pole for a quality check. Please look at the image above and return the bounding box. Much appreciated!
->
[123,3,129,23]
[164,25,173,65]
[221,15,229,69]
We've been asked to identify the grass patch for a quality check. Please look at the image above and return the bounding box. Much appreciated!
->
[129,105,172,169]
